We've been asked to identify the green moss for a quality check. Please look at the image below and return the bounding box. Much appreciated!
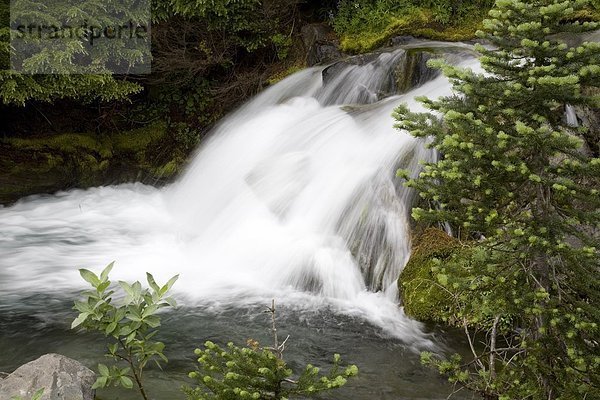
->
[7,133,111,156]
[113,122,167,152]
[0,122,179,204]
[152,159,181,177]
[399,228,466,322]
[339,8,486,54]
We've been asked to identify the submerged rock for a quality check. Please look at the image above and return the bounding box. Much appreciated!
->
[0,353,95,400]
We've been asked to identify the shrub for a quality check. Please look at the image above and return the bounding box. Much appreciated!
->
[184,302,358,400]
[72,262,178,400]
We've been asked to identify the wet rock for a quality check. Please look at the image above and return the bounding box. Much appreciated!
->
[307,42,342,67]
[395,49,439,94]
[389,35,415,46]
[301,23,342,66]
[322,48,439,96]
[0,353,95,400]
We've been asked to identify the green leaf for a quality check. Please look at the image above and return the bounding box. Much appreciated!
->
[79,269,100,287]
[144,315,161,328]
[126,331,136,344]
[147,272,160,293]
[119,281,135,299]
[71,312,90,329]
[73,300,91,313]
[100,261,114,282]
[105,322,117,335]
[92,376,108,390]
[97,280,111,294]
[119,375,134,389]
[98,363,109,377]
[108,343,118,355]
[132,282,143,299]
[436,274,448,286]
[142,304,159,318]
[160,274,179,295]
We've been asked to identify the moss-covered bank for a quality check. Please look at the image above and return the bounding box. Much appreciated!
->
[338,7,487,54]
[0,123,186,204]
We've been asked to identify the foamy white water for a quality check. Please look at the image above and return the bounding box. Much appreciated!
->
[565,104,578,127]
[0,44,479,343]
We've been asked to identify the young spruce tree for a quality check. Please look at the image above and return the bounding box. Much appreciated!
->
[395,1,600,399]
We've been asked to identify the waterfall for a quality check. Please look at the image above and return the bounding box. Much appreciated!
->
[565,104,579,127]
[0,43,478,340]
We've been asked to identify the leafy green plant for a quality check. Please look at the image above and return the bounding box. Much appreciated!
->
[271,33,292,61]
[72,262,178,400]
[184,301,358,400]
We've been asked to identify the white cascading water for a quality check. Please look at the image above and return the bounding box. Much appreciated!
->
[565,104,579,127]
[0,43,478,344]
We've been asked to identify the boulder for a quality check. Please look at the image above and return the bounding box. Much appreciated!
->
[0,354,95,400]
[301,23,342,66]
[398,228,463,322]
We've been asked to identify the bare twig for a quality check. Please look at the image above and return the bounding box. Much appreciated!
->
[489,316,500,382]
[463,318,485,370]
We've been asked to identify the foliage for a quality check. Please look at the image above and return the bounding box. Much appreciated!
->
[0,0,146,105]
[332,0,494,53]
[184,301,358,400]
[1,0,300,107]
[72,262,178,400]
[73,274,358,400]
[395,0,600,398]
[0,122,180,204]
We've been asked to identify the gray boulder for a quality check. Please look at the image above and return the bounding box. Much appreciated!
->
[0,354,95,400]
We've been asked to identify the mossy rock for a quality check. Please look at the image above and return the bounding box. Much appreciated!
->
[0,122,186,204]
[399,228,466,322]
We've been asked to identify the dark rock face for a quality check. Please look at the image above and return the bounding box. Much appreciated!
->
[574,105,600,157]
[301,23,342,66]
[0,353,95,400]
[389,35,415,46]
[307,42,342,67]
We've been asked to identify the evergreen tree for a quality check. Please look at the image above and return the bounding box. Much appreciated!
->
[0,0,147,105]
[395,0,600,398]
[184,302,358,400]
